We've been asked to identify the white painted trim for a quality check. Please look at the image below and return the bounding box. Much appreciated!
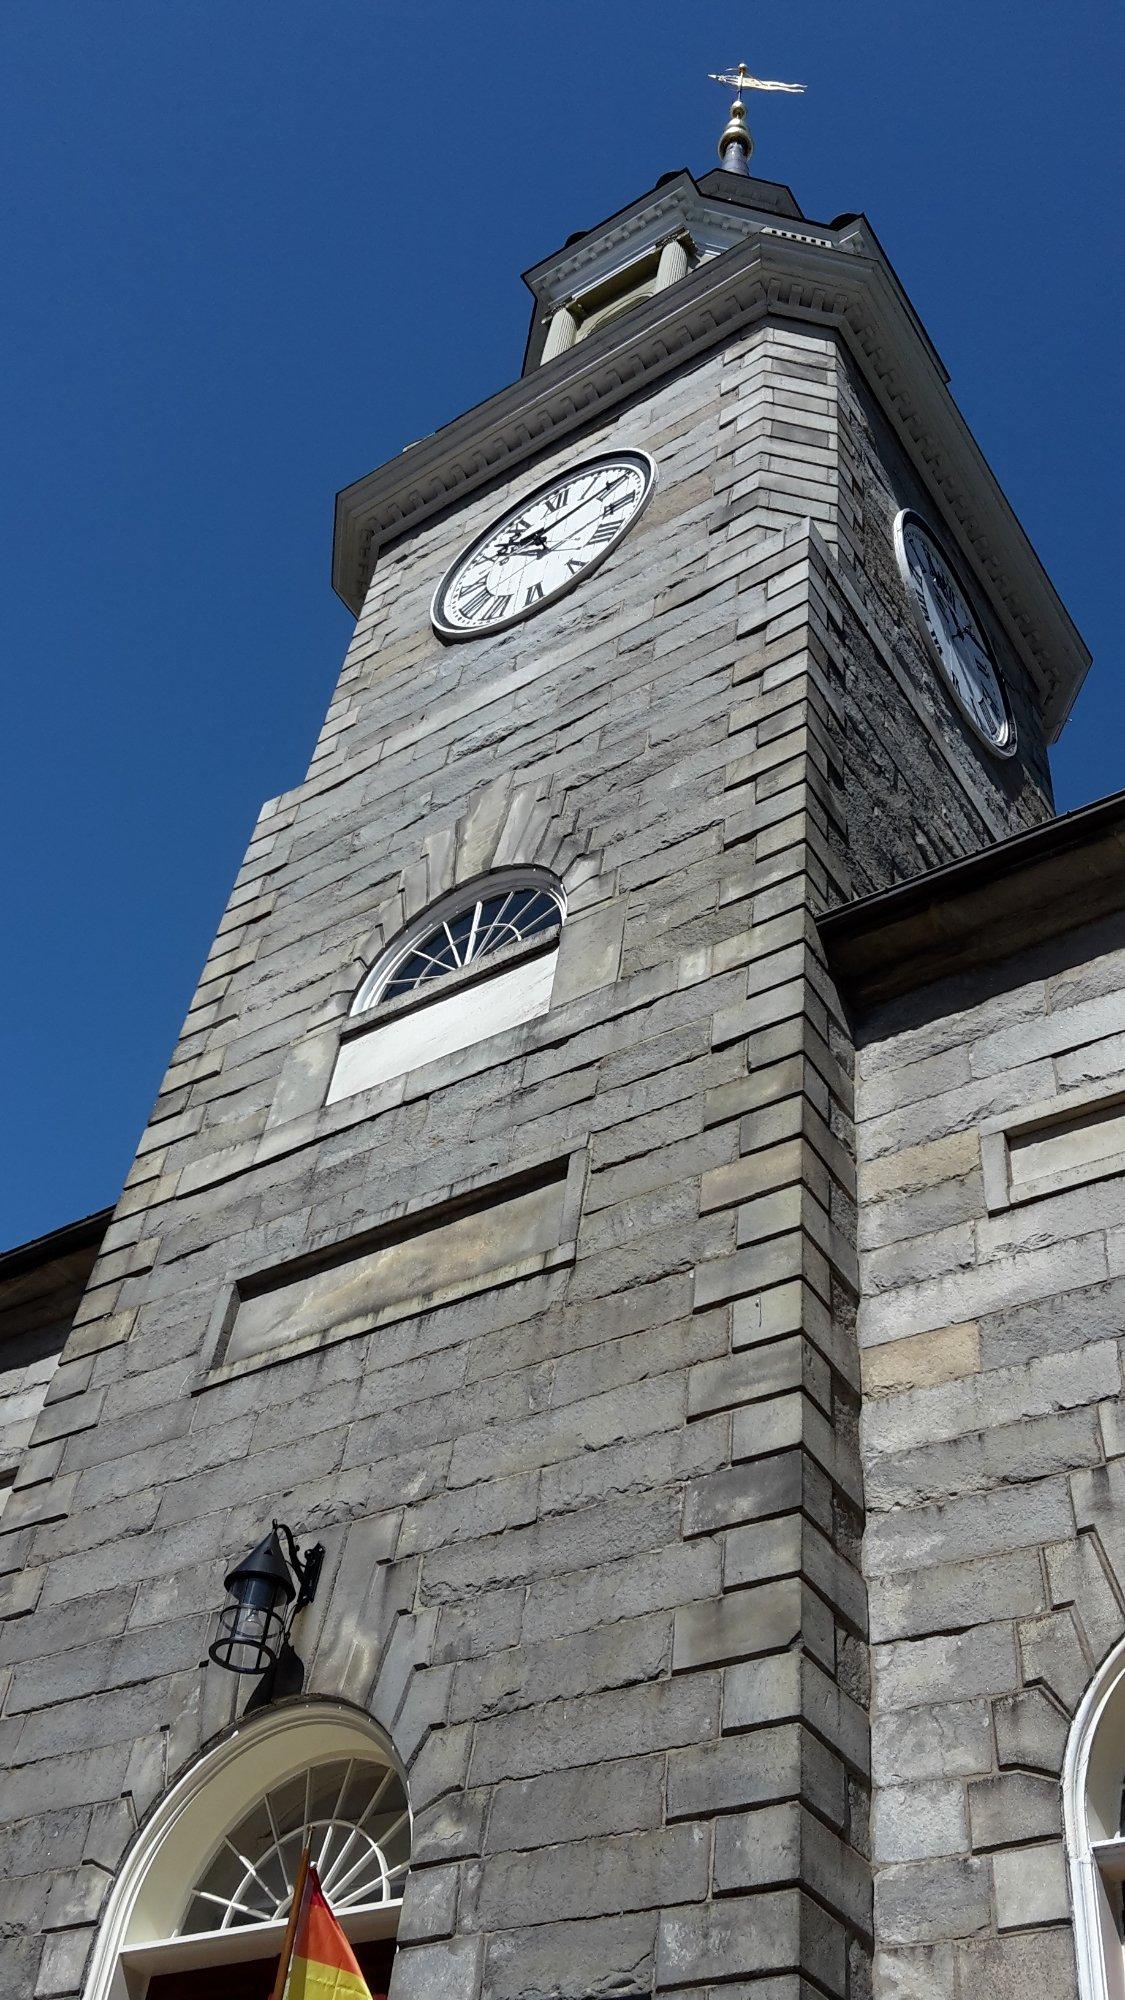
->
[1064,1635,1125,2000]
[332,947,559,1102]
[522,177,794,307]
[82,1702,406,2000]
[121,1902,401,1976]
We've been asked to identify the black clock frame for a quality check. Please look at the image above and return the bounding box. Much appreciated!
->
[893,507,1018,759]
[430,449,657,642]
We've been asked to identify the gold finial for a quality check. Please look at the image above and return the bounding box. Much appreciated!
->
[708,61,806,175]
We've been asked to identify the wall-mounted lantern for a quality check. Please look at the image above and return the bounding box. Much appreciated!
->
[208,1522,325,1677]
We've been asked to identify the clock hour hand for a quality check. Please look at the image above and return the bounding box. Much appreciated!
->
[494,529,549,557]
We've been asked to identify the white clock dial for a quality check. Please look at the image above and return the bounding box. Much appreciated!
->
[894,510,1016,757]
[432,450,655,639]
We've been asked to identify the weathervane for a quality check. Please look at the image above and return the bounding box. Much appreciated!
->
[709,61,806,175]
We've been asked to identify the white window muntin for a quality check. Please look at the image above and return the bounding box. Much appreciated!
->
[352,868,566,1017]
[182,1755,409,1935]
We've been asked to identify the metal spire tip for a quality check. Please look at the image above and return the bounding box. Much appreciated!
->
[708,60,805,175]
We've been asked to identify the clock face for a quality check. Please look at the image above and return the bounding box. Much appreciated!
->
[894,510,1016,757]
[431,450,655,639]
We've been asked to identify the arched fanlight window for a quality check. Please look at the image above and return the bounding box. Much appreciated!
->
[81,1705,409,2000]
[182,1756,409,1934]
[1066,1636,1125,2000]
[328,869,566,1105]
[354,869,566,1014]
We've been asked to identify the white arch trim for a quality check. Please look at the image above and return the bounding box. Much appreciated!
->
[1065,1634,1125,2000]
[82,1701,405,2000]
[351,866,567,1016]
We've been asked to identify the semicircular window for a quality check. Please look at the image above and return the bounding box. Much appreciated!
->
[181,1757,410,1935]
[379,881,563,1006]
[331,870,566,1103]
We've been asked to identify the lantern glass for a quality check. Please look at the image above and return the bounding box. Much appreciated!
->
[209,1574,288,1676]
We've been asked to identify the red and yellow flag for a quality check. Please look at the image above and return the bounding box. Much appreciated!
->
[282,1866,375,2000]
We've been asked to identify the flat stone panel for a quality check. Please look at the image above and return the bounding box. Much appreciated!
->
[462,1824,708,1931]
[951,1932,1078,2000]
[221,1170,571,1369]
[551,902,626,1006]
[484,1912,655,2000]
[657,1889,845,1992]
[874,1858,992,1946]
[329,950,558,1103]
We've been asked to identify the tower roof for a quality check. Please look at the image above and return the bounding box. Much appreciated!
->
[332,169,1089,738]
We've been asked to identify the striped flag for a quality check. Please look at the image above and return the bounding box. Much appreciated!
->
[276,1860,376,2000]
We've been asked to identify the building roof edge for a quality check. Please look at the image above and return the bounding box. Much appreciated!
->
[818,790,1125,1012]
[0,1205,114,1282]
[331,221,1089,734]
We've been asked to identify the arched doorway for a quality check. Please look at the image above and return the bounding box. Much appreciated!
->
[83,1702,409,2000]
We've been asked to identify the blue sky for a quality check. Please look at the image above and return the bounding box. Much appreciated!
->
[2,1,1122,1246]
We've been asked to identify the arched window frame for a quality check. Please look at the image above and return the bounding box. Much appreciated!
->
[1065,1635,1125,2000]
[351,867,567,1019]
[82,1702,409,2000]
[328,868,567,1107]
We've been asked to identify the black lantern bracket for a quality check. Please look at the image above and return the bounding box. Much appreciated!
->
[274,1519,325,1613]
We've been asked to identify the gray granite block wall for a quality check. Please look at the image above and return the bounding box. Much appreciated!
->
[855,908,1125,2000]
[0,315,1079,2000]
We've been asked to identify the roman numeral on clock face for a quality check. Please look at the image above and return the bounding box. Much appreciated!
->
[457,581,491,617]
[433,453,653,638]
[458,583,510,623]
[895,511,1015,758]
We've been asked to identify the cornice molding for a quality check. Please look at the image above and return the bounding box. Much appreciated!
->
[333,223,1089,738]
[521,176,785,309]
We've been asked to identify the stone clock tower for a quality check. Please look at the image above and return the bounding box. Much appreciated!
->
[0,83,1101,2000]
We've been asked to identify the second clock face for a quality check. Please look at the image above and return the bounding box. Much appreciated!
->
[431,450,655,638]
[894,510,1017,757]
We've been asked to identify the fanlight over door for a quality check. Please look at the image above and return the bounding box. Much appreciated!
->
[82,1708,410,2000]
[181,1757,409,1933]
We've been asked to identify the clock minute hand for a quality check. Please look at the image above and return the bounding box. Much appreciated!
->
[495,473,635,560]
[949,618,984,648]
[538,476,631,547]
[492,488,599,560]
